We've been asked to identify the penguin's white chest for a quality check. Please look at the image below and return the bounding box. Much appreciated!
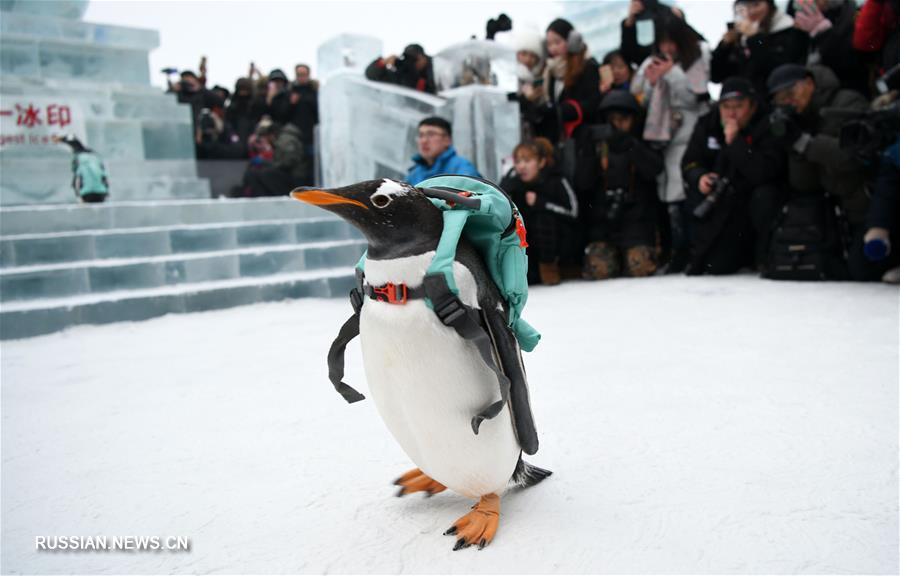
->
[359,252,520,498]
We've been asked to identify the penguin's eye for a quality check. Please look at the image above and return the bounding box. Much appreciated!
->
[370,193,392,209]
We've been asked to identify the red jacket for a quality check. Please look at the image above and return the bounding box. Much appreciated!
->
[854,0,899,52]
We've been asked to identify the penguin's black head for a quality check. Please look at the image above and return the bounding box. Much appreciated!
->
[291,179,444,259]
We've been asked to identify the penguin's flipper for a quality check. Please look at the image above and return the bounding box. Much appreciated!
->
[393,468,447,498]
[482,306,540,455]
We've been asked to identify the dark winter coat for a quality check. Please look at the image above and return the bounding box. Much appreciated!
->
[501,168,581,266]
[225,95,259,146]
[273,124,308,181]
[528,56,602,205]
[682,105,785,198]
[711,10,809,98]
[501,169,579,223]
[591,130,665,247]
[788,0,869,95]
[266,89,293,127]
[365,56,437,94]
[288,83,319,145]
[681,105,785,270]
[787,65,870,227]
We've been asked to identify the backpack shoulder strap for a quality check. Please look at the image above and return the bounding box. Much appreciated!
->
[423,272,510,434]
[325,267,366,404]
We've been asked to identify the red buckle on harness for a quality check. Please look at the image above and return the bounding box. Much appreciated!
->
[446,190,473,209]
[372,282,408,304]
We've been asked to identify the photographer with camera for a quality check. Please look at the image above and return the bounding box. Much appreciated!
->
[766,63,873,279]
[583,91,665,280]
[681,77,785,275]
[365,44,436,94]
[264,68,293,127]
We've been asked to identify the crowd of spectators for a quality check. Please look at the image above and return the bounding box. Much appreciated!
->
[164,0,899,285]
[166,60,319,196]
[504,0,900,285]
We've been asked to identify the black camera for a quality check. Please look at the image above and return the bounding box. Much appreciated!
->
[769,105,796,139]
[589,124,616,142]
[693,176,732,219]
[605,188,627,221]
[823,101,900,160]
[198,108,219,143]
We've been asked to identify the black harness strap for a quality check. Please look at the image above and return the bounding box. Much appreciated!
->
[325,270,511,435]
[423,273,511,435]
[326,314,366,404]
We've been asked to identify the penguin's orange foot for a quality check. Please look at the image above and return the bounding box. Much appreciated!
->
[443,493,500,550]
[393,468,447,498]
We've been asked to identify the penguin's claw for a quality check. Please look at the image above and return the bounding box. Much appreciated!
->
[393,468,446,498]
[447,494,501,551]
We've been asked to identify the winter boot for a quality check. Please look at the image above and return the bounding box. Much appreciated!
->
[625,245,656,277]
[539,262,562,286]
[583,242,620,280]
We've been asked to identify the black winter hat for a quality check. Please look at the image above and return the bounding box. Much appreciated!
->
[767,64,810,95]
[719,77,756,102]
[268,69,288,83]
[547,18,575,41]
[599,90,640,114]
[402,44,426,59]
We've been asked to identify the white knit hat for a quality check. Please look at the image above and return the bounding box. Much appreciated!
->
[508,28,543,58]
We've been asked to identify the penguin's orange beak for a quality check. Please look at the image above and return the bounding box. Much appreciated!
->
[290,189,368,209]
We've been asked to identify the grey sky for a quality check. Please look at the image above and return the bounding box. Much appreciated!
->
[84,0,738,90]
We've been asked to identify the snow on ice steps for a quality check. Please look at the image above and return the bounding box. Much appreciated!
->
[1,268,358,339]
[0,240,366,301]
[0,198,365,339]
[0,217,358,267]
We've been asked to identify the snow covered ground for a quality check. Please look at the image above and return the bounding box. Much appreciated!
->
[2,275,897,574]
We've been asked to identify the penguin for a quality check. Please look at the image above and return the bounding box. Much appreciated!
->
[291,178,551,551]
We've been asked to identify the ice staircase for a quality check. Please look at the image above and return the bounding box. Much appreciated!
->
[0,198,366,340]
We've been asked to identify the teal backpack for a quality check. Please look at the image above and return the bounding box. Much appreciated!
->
[72,152,109,197]
[327,174,540,434]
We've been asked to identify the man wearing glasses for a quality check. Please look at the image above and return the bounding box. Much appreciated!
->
[406,117,480,185]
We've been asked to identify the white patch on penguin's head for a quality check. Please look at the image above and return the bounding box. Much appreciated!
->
[369,179,416,209]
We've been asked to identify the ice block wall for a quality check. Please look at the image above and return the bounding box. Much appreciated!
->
[0,0,210,205]
[317,36,521,187]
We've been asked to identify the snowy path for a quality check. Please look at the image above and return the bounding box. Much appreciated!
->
[2,276,897,574]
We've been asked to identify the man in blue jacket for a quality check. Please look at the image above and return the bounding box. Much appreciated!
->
[406,117,480,185]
